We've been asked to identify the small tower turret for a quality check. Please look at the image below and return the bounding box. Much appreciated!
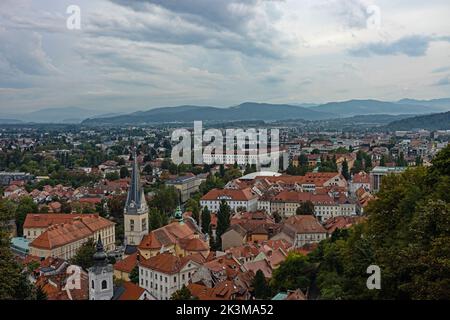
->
[88,236,114,300]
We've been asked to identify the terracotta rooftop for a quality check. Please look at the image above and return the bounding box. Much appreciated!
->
[24,214,96,229]
[271,190,335,204]
[115,281,146,300]
[30,215,114,250]
[178,237,209,252]
[201,188,257,202]
[188,280,240,300]
[138,220,204,251]
[352,172,370,184]
[284,215,327,234]
[114,252,138,274]
[139,253,204,275]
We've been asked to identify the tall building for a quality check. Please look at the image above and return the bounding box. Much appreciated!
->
[88,236,114,300]
[124,150,149,246]
[370,166,406,193]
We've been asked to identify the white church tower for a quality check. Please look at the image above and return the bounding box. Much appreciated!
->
[88,236,114,300]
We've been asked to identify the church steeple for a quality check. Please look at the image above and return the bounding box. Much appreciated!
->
[88,235,113,300]
[125,147,145,215]
[123,146,149,246]
[93,235,107,266]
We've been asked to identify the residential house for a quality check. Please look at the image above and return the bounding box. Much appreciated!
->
[138,252,205,300]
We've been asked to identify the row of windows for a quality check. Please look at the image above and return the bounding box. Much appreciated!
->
[129,218,147,232]
[140,268,191,283]
[91,279,108,290]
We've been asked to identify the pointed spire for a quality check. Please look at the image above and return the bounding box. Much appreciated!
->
[125,146,143,214]
[96,234,104,251]
[174,190,183,223]
[93,235,107,266]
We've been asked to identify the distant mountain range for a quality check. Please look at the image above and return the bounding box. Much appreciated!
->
[386,111,450,131]
[82,103,334,125]
[0,107,122,124]
[307,99,449,116]
[1,98,449,125]
[84,99,450,125]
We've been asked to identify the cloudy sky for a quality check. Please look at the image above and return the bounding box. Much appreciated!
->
[1,0,449,113]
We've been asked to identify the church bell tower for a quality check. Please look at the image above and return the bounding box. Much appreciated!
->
[88,236,114,300]
[123,148,149,246]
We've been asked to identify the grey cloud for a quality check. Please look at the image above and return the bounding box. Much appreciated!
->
[110,0,259,32]
[102,0,284,58]
[335,0,371,29]
[314,0,372,29]
[0,29,57,75]
[433,75,450,86]
[348,35,449,57]
[263,75,285,85]
[433,66,450,73]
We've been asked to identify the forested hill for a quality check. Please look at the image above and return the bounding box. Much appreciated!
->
[387,111,450,130]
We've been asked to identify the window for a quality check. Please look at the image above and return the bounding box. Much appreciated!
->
[142,218,147,231]
[101,280,107,290]
[130,219,134,232]
[91,280,95,289]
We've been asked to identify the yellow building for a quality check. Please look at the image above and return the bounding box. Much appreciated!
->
[29,215,115,260]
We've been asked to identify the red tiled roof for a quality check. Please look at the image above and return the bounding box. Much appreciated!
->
[79,197,103,204]
[352,172,370,184]
[188,280,240,300]
[24,214,96,229]
[138,221,200,250]
[285,215,327,234]
[117,281,145,300]
[30,215,114,250]
[114,252,138,273]
[201,188,256,201]
[244,259,272,278]
[178,237,209,252]
[139,253,203,275]
[271,190,334,204]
